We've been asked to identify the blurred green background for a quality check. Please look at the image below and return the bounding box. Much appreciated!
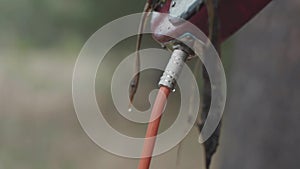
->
[1,1,222,169]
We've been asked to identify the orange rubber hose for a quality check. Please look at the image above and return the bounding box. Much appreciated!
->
[138,86,171,169]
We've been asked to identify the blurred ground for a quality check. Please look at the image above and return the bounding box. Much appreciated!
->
[0,47,205,169]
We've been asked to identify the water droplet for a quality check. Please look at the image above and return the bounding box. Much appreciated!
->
[171,1,176,7]
[128,108,132,112]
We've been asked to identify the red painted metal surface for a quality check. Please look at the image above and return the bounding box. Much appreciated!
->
[151,0,273,43]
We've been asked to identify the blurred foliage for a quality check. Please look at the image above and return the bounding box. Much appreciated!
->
[0,0,145,48]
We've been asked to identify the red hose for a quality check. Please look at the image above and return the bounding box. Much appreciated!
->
[138,86,171,169]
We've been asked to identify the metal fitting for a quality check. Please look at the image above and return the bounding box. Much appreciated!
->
[159,49,189,89]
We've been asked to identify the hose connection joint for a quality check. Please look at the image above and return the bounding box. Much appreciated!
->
[159,47,189,89]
